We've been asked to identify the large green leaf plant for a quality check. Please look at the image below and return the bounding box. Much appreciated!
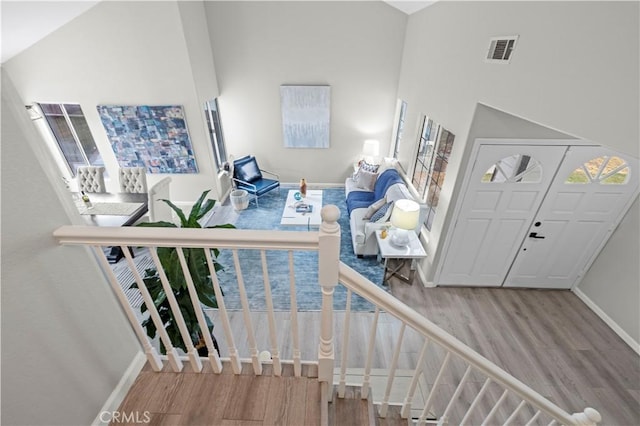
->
[131,190,234,355]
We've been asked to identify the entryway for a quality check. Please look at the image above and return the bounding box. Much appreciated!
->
[436,140,639,289]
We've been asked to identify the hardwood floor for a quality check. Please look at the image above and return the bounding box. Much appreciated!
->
[117,280,638,425]
[121,201,639,424]
[116,362,321,426]
[389,280,640,425]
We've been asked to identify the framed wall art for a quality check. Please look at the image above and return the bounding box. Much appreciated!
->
[280,85,330,149]
[96,104,198,174]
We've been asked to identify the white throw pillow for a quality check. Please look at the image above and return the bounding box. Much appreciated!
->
[355,169,378,191]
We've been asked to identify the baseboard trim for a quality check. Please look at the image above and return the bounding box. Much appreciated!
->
[416,267,434,288]
[572,287,640,355]
[92,351,147,426]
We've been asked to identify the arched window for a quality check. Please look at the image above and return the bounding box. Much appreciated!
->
[565,156,629,184]
[481,154,542,183]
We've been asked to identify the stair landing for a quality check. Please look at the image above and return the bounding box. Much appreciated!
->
[114,361,321,425]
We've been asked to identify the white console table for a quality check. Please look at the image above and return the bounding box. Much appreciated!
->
[375,229,427,285]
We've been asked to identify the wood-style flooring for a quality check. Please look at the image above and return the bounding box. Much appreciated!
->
[117,203,639,425]
[117,362,322,426]
[116,278,639,425]
[388,280,640,426]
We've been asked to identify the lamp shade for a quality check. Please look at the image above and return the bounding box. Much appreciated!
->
[390,199,420,247]
[390,199,420,231]
[362,139,380,158]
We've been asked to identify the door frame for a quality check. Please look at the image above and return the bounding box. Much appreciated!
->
[432,137,596,287]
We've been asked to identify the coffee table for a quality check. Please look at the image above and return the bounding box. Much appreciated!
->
[280,189,323,227]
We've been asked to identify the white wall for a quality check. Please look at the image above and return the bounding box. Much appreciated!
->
[3,0,221,203]
[397,2,639,343]
[1,70,140,425]
[205,1,407,184]
[577,198,640,345]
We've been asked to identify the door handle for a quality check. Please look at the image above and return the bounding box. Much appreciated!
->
[529,232,545,239]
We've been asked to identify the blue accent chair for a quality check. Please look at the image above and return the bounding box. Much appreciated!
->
[232,156,280,207]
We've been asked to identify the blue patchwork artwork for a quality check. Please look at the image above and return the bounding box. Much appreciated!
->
[96,105,198,174]
[280,85,330,149]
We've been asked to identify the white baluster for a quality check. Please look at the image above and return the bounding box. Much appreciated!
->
[460,377,492,425]
[232,249,262,375]
[379,323,406,417]
[402,338,430,418]
[361,307,380,399]
[525,410,541,426]
[318,205,340,401]
[570,408,602,425]
[418,351,452,424]
[481,389,509,426]
[504,400,527,425]
[92,246,163,372]
[260,250,281,376]
[204,248,241,374]
[288,250,301,377]
[148,247,202,373]
[338,289,353,398]
[175,247,222,373]
[440,365,473,424]
[123,247,183,372]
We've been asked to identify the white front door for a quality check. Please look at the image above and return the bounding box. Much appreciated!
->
[437,144,568,287]
[505,146,639,289]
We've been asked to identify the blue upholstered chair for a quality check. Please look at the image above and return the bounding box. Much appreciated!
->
[232,156,280,207]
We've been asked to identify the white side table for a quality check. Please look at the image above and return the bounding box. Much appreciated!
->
[375,229,427,285]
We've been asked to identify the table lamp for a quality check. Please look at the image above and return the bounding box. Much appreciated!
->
[390,199,420,247]
[361,139,380,164]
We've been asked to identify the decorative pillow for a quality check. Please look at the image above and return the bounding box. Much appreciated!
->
[360,161,380,173]
[370,201,393,223]
[354,169,378,191]
[236,158,262,183]
[363,197,387,220]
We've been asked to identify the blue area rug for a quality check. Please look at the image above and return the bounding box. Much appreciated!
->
[215,188,384,311]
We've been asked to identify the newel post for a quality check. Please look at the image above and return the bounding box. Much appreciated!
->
[318,204,341,399]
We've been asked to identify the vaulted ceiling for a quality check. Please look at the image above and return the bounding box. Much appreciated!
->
[0,1,434,64]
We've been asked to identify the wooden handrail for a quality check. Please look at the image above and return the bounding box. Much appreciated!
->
[53,225,320,250]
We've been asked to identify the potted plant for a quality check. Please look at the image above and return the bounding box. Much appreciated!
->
[131,190,234,356]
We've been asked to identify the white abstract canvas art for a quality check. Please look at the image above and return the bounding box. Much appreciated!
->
[280,85,330,148]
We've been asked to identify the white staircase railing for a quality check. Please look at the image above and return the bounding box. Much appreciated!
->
[337,264,601,425]
[52,205,600,426]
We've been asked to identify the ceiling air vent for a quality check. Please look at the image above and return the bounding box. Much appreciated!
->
[486,35,518,63]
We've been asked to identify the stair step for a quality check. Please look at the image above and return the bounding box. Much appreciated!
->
[375,404,412,426]
[328,385,376,426]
